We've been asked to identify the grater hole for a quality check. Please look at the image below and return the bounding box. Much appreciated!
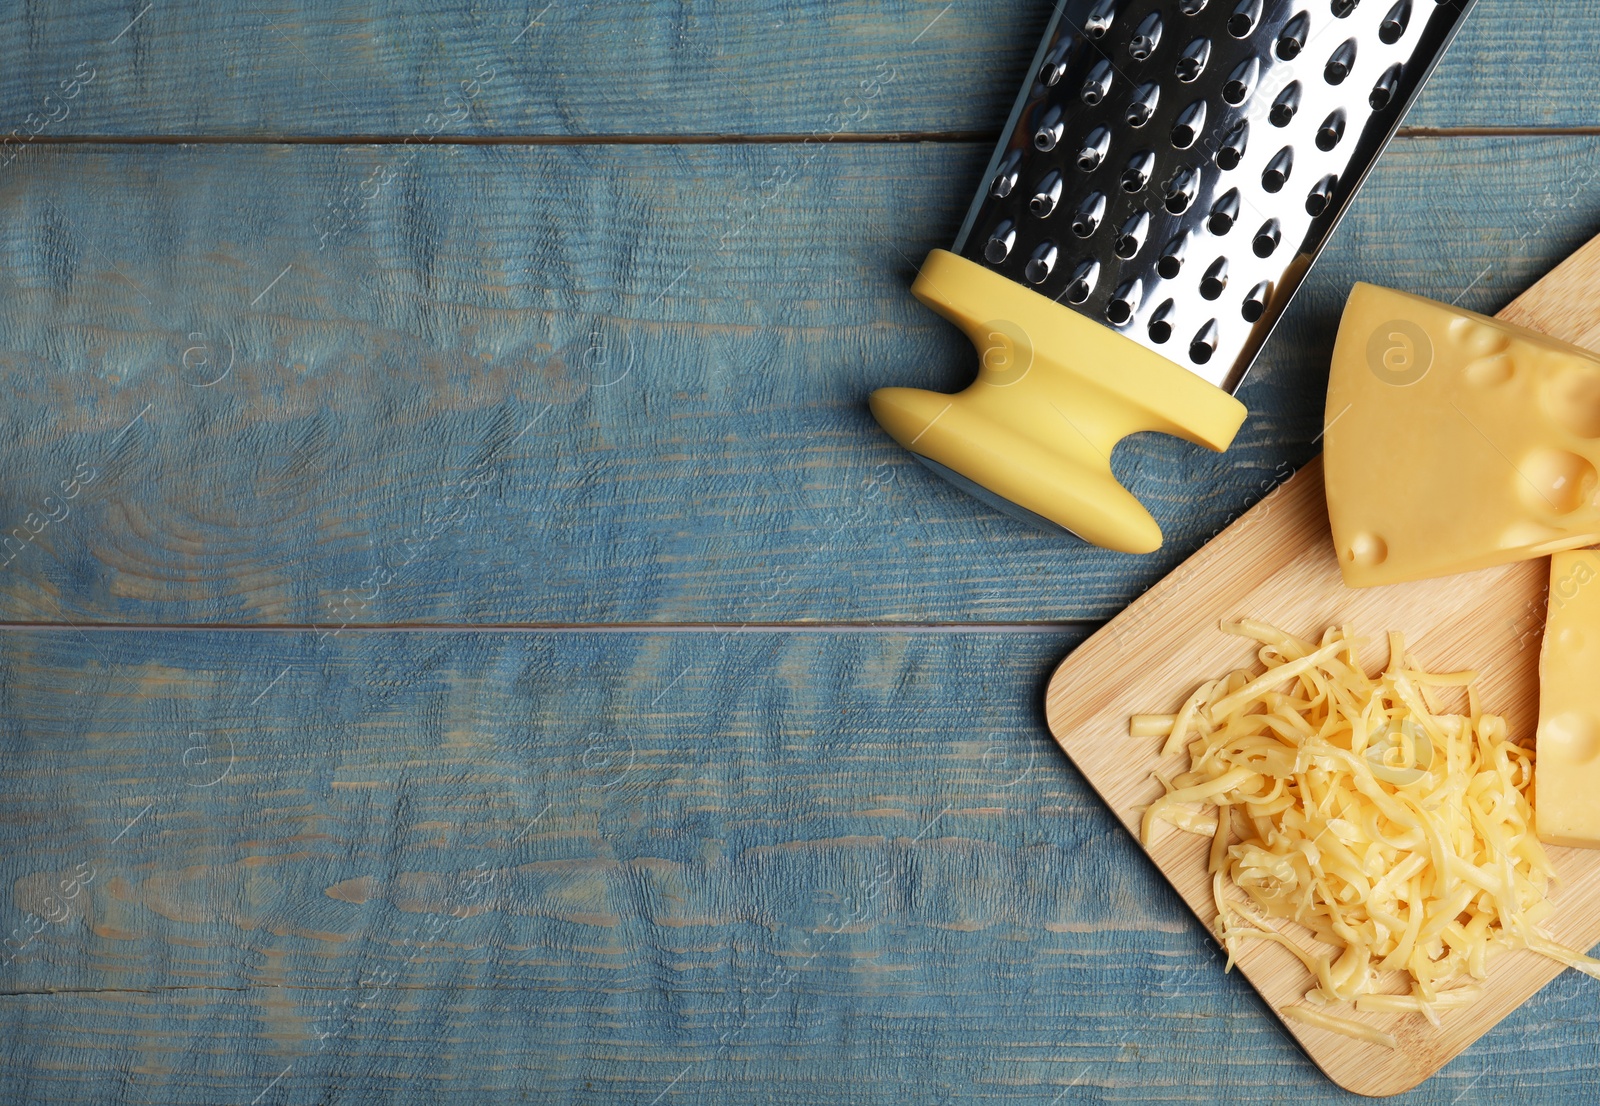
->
[1086,0,1118,38]
[1179,0,1208,13]
[1123,150,1157,192]
[1030,170,1064,218]
[984,220,1017,264]
[1270,82,1302,127]
[1034,105,1065,151]
[1307,173,1338,216]
[1331,0,1360,16]
[1262,146,1294,193]
[1200,257,1229,300]
[1208,188,1241,235]
[1326,39,1357,85]
[1065,258,1100,303]
[1078,126,1112,171]
[1191,320,1220,364]
[1166,166,1202,213]
[1149,300,1177,343]
[1072,192,1107,238]
[1371,63,1404,110]
[1116,211,1150,259]
[1107,279,1143,325]
[1316,109,1346,151]
[1224,56,1260,105]
[1312,172,1337,216]
[991,150,1022,198]
[1277,12,1309,59]
[1228,0,1263,37]
[1127,82,1161,127]
[1025,241,1059,285]
[1380,0,1411,43]
[1217,121,1249,170]
[1039,42,1071,87]
[1129,12,1164,61]
[1171,99,1207,149]
[1083,59,1115,106]
[1253,219,1282,258]
[1176,38,1212,82]
[1243,281,1273,322]
[1158,231,1191,278]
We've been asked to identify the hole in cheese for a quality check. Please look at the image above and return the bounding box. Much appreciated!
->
[1515,448,1597,516]
[1346,531,1387,567]
[1448,317,1510,358]
[1540,712,1600,766]
[1543,363,1600,439]
[1464,354,1514,388]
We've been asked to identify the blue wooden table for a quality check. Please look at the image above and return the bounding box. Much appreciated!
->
[1,2,1598,1102]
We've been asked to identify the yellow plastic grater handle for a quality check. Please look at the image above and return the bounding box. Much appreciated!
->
[870,249,1250,554]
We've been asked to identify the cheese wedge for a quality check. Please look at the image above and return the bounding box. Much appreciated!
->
[1538,550,1600,849]
[1326,283,1600,588]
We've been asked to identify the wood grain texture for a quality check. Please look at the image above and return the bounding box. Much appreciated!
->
[0,625,1596,1106]
[1044,231,1600,1095]
[1,136,1599,627]
[0,0,1595,137]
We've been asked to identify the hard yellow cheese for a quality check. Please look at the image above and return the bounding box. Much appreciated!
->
[1538,551,1600,849]
[1326,283,1600,588]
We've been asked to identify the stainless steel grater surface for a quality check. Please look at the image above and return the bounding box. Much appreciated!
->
[953,0,1477,393]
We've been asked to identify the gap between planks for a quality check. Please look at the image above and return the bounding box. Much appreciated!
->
[0,620,1099,635]
[12,131,994,147]
[10,126,1600,148]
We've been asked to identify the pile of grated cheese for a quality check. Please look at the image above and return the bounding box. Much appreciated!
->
[1135,620,1600,1046]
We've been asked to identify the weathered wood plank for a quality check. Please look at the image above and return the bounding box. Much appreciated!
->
[0,0,1594,139]
[0,136,1595,627]
[1,627,1596,1103]
[1,980,1596,1102]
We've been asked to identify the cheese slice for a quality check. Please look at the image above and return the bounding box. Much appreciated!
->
[1538,550,1600,849]
[1326,283,1600,588]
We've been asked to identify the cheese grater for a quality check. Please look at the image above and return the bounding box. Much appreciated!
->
[871,0,1477,554]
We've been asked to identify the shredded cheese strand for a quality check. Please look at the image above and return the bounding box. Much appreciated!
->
[1280,1004,1399,1049]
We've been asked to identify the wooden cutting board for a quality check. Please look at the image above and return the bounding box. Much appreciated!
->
[1044,229,1600,1097]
